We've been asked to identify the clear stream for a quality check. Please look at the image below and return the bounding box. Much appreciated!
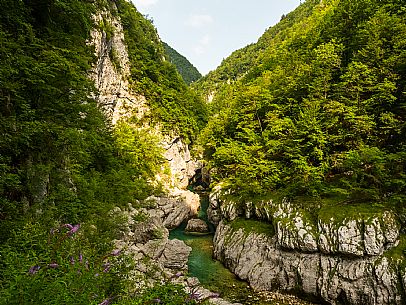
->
[168,194,292,305]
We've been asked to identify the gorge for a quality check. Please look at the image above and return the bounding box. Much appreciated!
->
[0,0,405,305]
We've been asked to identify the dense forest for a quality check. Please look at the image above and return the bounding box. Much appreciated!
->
[1,0,405,304]
[163,42,202,85]
[195,0,406,217]
[0,0,205,303]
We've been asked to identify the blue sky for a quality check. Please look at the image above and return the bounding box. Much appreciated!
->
[131,0,301,75]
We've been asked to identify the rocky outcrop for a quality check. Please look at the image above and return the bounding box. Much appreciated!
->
[145,190,200,229]
[209,193,400,257]
[112,205,190,286]
[111,205,241,305]
[90,9,149,124]
[318,211,399,257]
[208,185,228,225]
[273,200,318,252]
[209,191,404,304]
[161,239,192,270]
[162,136,200,190]
[213,215,404,305]
[185,219,210,233]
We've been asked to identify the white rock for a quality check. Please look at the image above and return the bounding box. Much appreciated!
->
[213,220,404,305]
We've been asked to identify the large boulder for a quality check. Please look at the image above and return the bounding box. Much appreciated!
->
[162,136,200,189]
[159,238,192,271]
[146,190,200,229]
[163,190,200,229]
[185,219,210,233]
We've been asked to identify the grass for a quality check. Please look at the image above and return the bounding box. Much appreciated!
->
[318,201,388,224]
[383,234,406,266]
[229,218,275,237]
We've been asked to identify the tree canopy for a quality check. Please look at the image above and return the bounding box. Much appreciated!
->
[195,0,406,211]
[163,42,202,85]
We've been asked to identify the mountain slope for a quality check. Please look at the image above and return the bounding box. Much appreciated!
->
[192,1,318,102]
[196,0,406,209]
[163,42,202,84]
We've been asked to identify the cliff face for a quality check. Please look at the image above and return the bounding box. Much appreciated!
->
[212,197,405,305]
[89,6,198,192]
[90,10,148,124]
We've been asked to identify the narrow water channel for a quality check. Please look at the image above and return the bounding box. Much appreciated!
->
[169,194,295,305]
[169,221,263,303]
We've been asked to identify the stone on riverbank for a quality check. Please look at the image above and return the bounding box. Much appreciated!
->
[145,190,200,229]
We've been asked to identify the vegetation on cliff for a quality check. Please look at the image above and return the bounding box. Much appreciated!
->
[195,0,406,215]
[116,0,206,140]
[0,0,205,303]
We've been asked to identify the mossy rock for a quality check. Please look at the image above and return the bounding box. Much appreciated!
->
[318,202,390,224]
[228,218,275,237]
[384,234,406,266]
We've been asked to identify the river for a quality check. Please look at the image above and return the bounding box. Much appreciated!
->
[169,194,314,305]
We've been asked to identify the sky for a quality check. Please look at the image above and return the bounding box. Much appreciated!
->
[131,0,301,75]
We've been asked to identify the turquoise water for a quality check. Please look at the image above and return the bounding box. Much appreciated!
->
[168,194,316,305]
[169,224,258,303]
[169,195,272,304]
[197,194,209,221]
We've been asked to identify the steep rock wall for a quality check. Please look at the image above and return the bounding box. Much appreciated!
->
[214,220,405,305]
[89,7,199,191]
[90,10,148,124]
[211,194,405,305]
[162,136,200,190]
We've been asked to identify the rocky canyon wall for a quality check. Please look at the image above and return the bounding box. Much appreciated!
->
[211,195,405,305]
[89,6,199,192]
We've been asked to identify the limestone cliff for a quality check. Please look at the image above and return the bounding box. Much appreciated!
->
[90,10,148,124]
[211,194,405,305]
[89,5,199,193]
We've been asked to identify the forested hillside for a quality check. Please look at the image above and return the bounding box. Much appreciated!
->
[0,0,205,303]
[163,42,202,85]
[1,0,406,303]
[196,0,406,214]
[116,1,206,139]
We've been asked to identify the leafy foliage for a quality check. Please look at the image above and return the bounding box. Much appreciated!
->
[120,283,198,305]
[0,222,126,305]
[163,42,202,85]
[197,0,406,211]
